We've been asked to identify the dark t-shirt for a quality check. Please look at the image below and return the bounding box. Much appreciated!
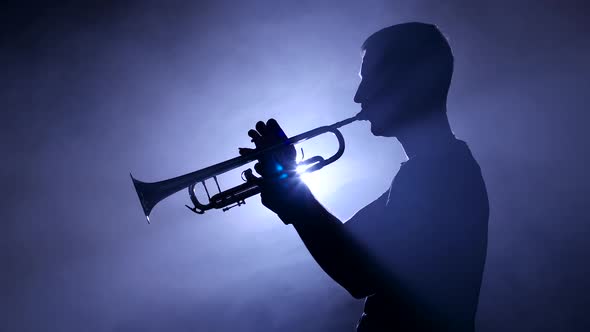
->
[345,139,489,331]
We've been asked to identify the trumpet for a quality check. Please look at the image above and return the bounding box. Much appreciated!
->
[130,114,361,223]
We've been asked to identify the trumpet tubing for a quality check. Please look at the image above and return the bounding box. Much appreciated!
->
[130,114,361,223]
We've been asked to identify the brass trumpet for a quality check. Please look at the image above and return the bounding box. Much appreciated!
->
[130,114,361,223]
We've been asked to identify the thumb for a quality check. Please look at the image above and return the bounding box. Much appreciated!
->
[239,147,256,156]
[243,168,263,185]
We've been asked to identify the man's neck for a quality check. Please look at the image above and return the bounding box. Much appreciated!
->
[395,108,456,160]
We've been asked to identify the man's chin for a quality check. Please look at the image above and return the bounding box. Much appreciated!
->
[370,122,396,137]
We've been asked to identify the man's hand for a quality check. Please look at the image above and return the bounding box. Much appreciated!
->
[239,119,313,223]
[239,119,296,177]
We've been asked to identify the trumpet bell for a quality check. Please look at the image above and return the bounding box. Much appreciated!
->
[130,173,160,224]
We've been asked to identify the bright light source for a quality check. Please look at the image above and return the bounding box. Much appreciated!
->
[296,165,312,184]
[294,164,335,199]
[296,165,309,174]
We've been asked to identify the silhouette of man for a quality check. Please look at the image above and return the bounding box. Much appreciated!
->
[239,22,489,331]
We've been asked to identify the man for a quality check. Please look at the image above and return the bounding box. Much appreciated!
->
[239,22,489,331]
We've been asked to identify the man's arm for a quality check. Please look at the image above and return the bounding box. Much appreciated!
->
[238,118,381,298]
[277,195,377,299]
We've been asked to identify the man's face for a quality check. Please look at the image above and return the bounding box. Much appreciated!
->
[353,48,416,137]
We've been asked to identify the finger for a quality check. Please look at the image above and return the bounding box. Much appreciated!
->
[243,168,261,182]
[266,118,288,140]
[254,162,264,177]
[248,129,262,142]
[255,121,267,136]
[239,147,256,156]
[266,119,295,161]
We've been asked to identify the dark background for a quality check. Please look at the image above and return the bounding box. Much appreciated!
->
[2,1,589,331]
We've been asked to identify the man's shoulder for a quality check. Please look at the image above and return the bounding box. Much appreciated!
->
[400,139,482,180]
[393,139,488,211]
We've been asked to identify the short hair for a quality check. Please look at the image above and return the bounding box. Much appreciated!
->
[361,22,454,102]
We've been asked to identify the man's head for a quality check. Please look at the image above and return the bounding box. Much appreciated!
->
[354,22,454,137]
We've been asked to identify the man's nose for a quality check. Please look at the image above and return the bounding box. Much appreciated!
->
[353,90,361,104]
[354,80,367,104]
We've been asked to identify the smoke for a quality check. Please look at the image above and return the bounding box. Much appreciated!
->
[2,0,589,331]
